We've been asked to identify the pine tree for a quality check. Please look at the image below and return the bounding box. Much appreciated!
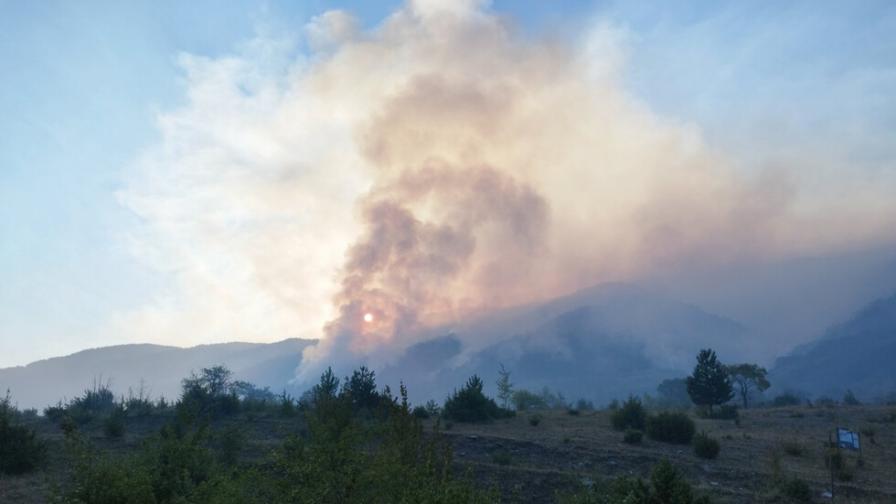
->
[496,364,513,409]
[686,349,733,413]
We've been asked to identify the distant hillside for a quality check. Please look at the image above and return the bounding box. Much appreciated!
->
[379,283,753,405]
[2,284,760,410]
[0,338,314,409]
[771,293,896,400]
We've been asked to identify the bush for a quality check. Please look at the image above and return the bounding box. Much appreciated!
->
[778,477,811,502]
[560,459,710,504]
[443,375,513,423]
[279,392,297,418]
[646,412,695,444]
[528,414,542,426]
[771,393,802,407]
[44,402,66,422]
[623,429,643,444]
[511,389,548,411]
[815,396,837,407]
[575,399,595,411]
[0,393,47,475]
[693,431,720,459]
[412,405,430,419]
[567,408,580,416]
[781,441,804,457]
[843,389,861,406]
[103,406,126,439]
[611,396,646,431]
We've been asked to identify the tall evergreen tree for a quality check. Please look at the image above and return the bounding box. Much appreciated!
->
[686,349,733,413]
[496,364,514,409]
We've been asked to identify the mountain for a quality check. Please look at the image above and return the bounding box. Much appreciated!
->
[378,283,753,405]
[0,338,314,410]
[771,293,896,400]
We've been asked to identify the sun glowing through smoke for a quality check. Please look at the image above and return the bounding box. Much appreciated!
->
[363,313,374,323]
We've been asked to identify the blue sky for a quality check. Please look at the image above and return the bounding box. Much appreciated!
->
[1,0,894,368]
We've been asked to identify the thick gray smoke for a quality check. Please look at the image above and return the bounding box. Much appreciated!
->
[118,0,896,380]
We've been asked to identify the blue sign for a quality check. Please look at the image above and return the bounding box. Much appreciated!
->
[837,427,860,451]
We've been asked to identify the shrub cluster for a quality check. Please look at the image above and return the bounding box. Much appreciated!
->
[611,396,646,431]
[443,375,514,423]
[770,393,802,407]
[54,369,495,504]
[623,429,643,445]
[693,431,720,459]
[646,412,695,444]
[0,392,47,475]
[561,459,710,504]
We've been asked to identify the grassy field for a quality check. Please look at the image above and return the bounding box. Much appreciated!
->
[2,404,894,503]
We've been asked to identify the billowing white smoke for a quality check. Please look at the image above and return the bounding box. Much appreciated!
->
[119,0,896,381]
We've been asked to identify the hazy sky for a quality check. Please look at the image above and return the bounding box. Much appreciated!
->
[1,0,894,369]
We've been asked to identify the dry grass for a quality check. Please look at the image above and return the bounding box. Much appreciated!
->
[1,405,894,503]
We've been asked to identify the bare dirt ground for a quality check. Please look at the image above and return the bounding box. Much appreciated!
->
[2,405,894,503]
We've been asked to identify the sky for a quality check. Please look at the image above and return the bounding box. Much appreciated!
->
[1,0,894,369]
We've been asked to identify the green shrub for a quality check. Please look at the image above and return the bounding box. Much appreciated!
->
[511,389,548,411]
[217,426,245,466]
[412,405,430,419]
[528,414,542,426]
[103,406,126,439]
[567,407,580,416]
[278,392,297,418]
[842,389,861,406]
[0,393,47,475]
[44,402,66,422]
[778,477,811,502]
[575,399,595,411]
[771,393,802,407]
[443,375,513,423]
[646,412,695,444]
[611,396,646,431]
[424,399,441,417]
[693,431,720,459]
[623,429,643,444]
[560,459,710,503]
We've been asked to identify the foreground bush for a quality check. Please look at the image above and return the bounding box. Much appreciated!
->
[611,396,646,431]
[623,429,642,444]
[561,459,710,503]
[53,370,495,504]
[0,392,47,475]
[693,431,720,459]
[646,412,695,444]
[443,375,513,423]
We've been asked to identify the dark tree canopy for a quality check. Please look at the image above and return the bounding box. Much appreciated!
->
[725,363,770,409]
[686,349,733,412]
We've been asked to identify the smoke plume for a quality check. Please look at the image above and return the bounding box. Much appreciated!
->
[119,0,896,379]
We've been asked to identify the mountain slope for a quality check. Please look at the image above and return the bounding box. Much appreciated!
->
[379,283,752,405]
[771,293,896,399]
[0,338,314,409]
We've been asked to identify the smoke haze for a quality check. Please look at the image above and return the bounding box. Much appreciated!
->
[116,0,896,381]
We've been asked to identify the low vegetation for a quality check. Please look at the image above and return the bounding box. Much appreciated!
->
[610,396,646,431]
[0,391,47,475]
[693,431,720,459]
[561,459,711,504]
[646,412,695,444]
[443,375,514,423]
